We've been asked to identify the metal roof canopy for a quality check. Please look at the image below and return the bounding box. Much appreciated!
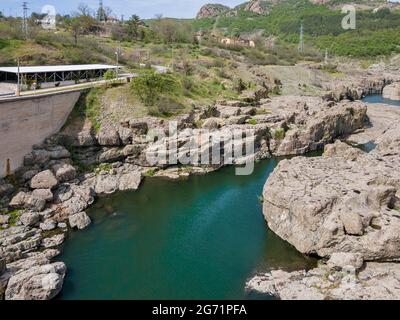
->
[0,64,120,74]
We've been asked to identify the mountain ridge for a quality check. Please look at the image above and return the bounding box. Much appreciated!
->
[196,0,394,19]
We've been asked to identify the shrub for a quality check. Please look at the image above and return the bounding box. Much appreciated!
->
[131,69,178,106]
[273,128,286,140]
[104,70,118,80]
[247,118,257,125]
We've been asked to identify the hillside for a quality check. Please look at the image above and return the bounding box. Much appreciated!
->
[196,0,393,18]
[193,0,400,57]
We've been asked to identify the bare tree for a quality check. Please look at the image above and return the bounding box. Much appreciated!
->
[77,3,93,17]
[104,6,113,20]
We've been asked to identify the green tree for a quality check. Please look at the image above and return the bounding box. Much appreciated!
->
[126,15,142,41]
[131,69,178,106]
[66,15,98,45]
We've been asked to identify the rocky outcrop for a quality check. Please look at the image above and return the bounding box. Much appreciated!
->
[263,137,400,260]
[196,4,230,19]
[30,170,58,190]
[68,212,91,230]
[243,1,269,14]
[383,82,400,101]
[4,249,66,300]
[246,261,400,300]
[254,103,400,300]
[323,75,393,101]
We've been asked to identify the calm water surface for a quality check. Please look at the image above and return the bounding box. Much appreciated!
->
[362,94,400,107]
[58,158,316,300]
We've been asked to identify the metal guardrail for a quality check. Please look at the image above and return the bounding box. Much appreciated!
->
[0,92,15,97]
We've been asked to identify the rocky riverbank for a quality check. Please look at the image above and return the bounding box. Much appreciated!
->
[0,91,369,299]
[246,103,400,300]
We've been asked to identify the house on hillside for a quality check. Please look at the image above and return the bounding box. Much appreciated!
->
[220,37,256,48]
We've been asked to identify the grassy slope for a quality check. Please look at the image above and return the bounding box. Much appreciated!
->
[192,0,400,57]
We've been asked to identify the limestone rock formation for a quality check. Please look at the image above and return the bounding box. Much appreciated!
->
[196,4,230,19]
[262,112,400,262]
[4,251,66,300]
[244,1,269,14]
[30,170,58,190]
[383,82,400,100]
[68,212,91,230]
[246,262,400,300]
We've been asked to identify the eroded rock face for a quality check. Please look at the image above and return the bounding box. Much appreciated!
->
[246,262,400,300]
[383,82,400,100]
[196,4,230,19]
[9,191,46,212]
[244,1,269,15]
[30,170,58,190]
[263,130,400,261]
[5,260,66,300]
[97,123,121,146]
[68,212,91,230]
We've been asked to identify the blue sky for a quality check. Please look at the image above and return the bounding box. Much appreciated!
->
[0,0,244,19]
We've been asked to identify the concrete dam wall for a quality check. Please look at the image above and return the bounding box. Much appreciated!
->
[0,91,81,178]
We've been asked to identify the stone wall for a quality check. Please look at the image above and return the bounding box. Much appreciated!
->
[0,91,81,178]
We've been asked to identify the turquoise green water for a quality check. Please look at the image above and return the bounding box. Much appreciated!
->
[362,94,400,107]
[58,158,316,300]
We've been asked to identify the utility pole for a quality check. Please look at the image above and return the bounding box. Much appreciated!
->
[22,2,28,38]
[298,23,304,53]
[325,48,328,64]
[16,58,21,96]
[115,45,123,77]
[97,0,106,22]
[171,43,174,72]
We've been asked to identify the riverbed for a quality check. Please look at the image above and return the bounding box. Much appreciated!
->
[58,157,316,300]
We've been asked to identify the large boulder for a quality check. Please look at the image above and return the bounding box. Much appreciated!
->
[69,212,91,230]
[9,192,46,211]
[51,163,76,183]
[55,185,95,217]
[5,262,66,300]
[382,82,400,101]
[30,170,58,190]
[32,189,53,202]
[19,211,40,227]
[97,123,121,146]
[42,234,65,248]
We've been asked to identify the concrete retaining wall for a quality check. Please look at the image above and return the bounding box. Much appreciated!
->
[0,91,81,178]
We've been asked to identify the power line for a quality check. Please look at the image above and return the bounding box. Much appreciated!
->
[22,1,29,38]
[97,0,106,22]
